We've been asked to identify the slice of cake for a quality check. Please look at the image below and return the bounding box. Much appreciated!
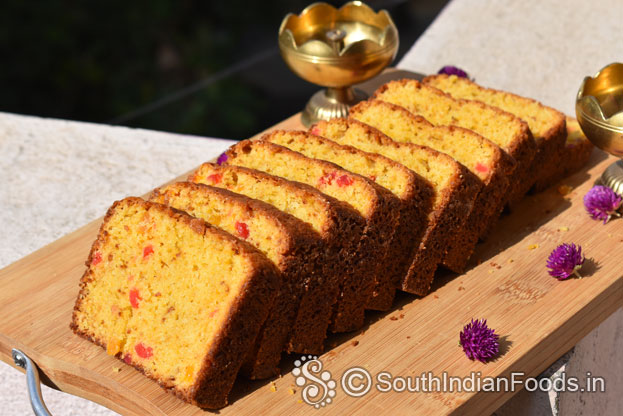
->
[190,163,364,353]
[222,137,401,332]
[71,197,279,408]
[150,182,323,379]
[423,74,567,202]
[348,99,511,272]
[264,130,433,310]
[533,118,594,192]
[374,79,536,208]
[311,118,481,295]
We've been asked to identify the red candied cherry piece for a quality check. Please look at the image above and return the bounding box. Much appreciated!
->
[475,162,489,174]
[310,126,320,136]
[207,173,223,184]
[337,174,354,187]
[143,245,154,259]
[129,288,142,308]
[123,353,132,364]
[235,221,249,239]
[92,251,103,266]
[369,175,377,182]
[135,343,153,359]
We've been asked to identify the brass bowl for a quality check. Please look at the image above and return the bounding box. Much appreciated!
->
[576,62,623,194]
[279,1,399,126]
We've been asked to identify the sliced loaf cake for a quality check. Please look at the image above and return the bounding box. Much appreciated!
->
[348,99,511,271]
[71,197,279,408]
[222,137,401,332]
[374,79,535,209]
[190,163,363,353]
[312,118,481,295]
[150,182,323,379]
[423,74,566,203]
[264,130,433,310]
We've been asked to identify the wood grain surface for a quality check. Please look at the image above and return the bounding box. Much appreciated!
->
[1,109,621,415]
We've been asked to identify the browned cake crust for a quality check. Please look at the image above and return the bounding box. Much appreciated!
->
[348,99,512,271]
[224,138,401,332]
[532,118,595,192]
[189,163,364,353]
[263,130,430,311]
[374,79,536,209]
[70,197,280,409]
[313,118,480,295]
[150,182,324,379]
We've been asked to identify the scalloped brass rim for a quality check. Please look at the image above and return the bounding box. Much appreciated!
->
[278,1,398,55]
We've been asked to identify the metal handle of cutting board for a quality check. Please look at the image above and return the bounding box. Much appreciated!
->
[12,349,53,416]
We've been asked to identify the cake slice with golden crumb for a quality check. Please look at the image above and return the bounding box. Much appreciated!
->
[312,118,481,295]
[348,99,512,271]
[71,197,279,409]
[190,163,364,353]
[374,79,536,209]
[264,130,433,310]
[222,137,401,332]
[423,74,567,200]
[150,182,324,379]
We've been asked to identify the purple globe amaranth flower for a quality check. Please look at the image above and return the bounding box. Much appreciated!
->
[216,152,228,166]
[546,243,585,280]
[438,65,469,78]
[583,185,622,224]
[459,319,499,363]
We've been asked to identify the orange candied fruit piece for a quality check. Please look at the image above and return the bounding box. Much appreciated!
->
[92,251,103,266]
[182,366,195,383]
[135,342,153,359]
[207,173,223,184]
[235,221,249,239]
[143,245,154,259]
[129,288,142,308]
[106,338,122,356]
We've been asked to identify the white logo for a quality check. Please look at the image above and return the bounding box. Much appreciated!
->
[292,355,337,408]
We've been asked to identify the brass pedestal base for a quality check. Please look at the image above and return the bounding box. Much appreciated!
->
[599,160,623,195]
[301,87,367,128]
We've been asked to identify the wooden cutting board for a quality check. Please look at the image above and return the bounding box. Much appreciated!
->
[1,87,622,415]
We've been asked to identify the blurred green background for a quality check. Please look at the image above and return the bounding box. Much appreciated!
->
[0,0,448,140]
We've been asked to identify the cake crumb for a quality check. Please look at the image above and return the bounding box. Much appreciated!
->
[406,336,411,339]
[608,233,613,238]
[389,316,398,321]
[433,294,439,299]
[558,226,569,232]
[298,399,303,404]
[488,269,495,274]
[557,185,573,196]
[288,388,296,395]
[508,258,514,263]
[527,243,539,250]
[458,286,465,291]
[112,366,121,373]
[351,340,359,347]
[269,382,277,392]
[399,314,404,319]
